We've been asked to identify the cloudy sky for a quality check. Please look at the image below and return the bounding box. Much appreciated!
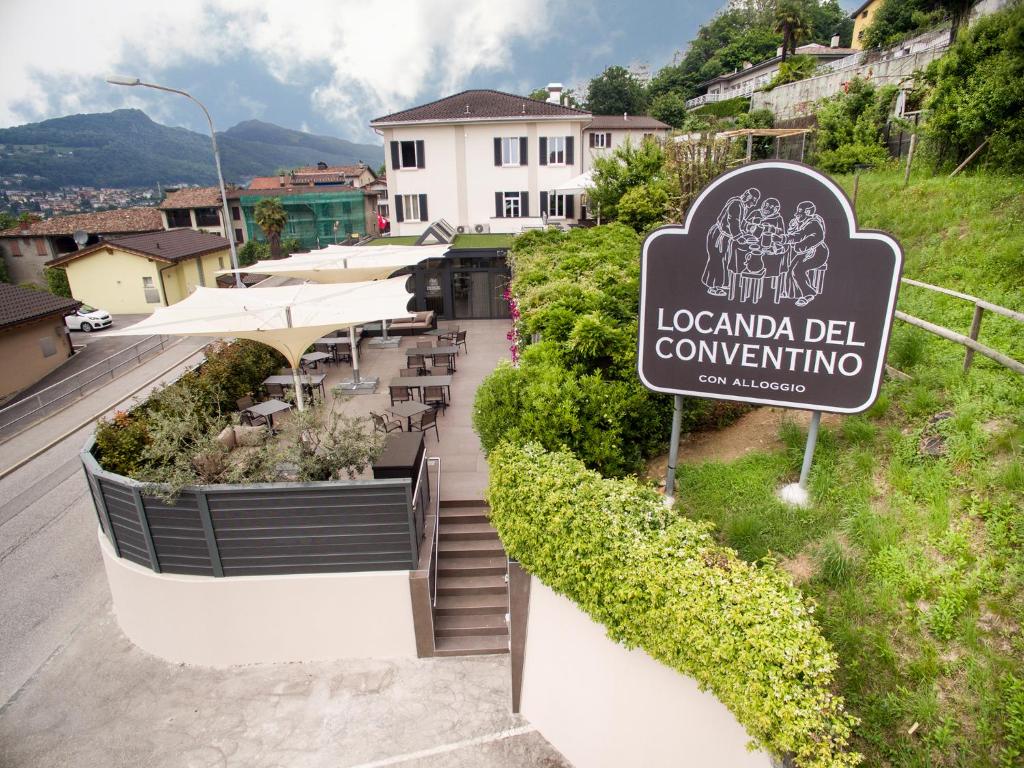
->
[0,0,842,143]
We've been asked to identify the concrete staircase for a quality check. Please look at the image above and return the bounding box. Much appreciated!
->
[433,502,509,657]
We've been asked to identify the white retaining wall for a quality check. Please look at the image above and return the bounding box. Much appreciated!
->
[520,580,773,768]
[99,531,418,666]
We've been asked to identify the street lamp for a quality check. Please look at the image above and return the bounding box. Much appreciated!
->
[106,76,243,288]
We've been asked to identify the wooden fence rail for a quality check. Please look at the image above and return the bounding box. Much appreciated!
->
[897,278,1024,376]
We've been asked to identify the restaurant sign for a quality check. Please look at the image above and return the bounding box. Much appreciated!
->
[638,161,902,413]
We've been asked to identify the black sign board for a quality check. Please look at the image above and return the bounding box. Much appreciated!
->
[638,161,902,413]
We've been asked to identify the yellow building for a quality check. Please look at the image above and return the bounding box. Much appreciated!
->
[47,230,233,315]
[851,0,883,49]
[0,283,81,402]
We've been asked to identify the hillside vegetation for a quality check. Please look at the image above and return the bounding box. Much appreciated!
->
[678,168,1024,766]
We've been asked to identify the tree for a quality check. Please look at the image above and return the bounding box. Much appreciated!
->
[590,138,665,221]
[861,0,942,48]
[923,1,1024,170]
[774,0,812,60]
[0,212,16,231]
[17,212,41,226]
[649,92,689,128]
[763,54,819,89]
[585,66,649,116]
[253,198,288,258]
[43,267,71,297]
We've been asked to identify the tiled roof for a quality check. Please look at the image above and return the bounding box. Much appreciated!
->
[247,176,286,190]
[47,229,229,267]
[0,207,163,238]
[587,115,671,130]
[291,164,371,176]
[795,43,858,55]
[370,90,591,125]
[0,283,80,330]
[159,187,223,209]
[229,185,366,199]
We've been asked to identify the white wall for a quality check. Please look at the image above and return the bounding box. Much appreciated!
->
[381,118,587,236]
[99,531,418,666]
[520,580,773,768]
[582,128,670,171]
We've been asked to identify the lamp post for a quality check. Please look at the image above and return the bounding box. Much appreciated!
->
[106,76,243,288]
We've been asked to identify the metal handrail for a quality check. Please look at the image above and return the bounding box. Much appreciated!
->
[429,456,442,608]
[0,334,175,433]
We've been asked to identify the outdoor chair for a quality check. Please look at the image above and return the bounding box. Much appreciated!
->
[389,385,416,406]
[416,341,434,350]
[433,352,456,374]
[439,329,458,344]
[370,411,403,434]
[239,409,269,428]
[428,365,449,377]
[236,395,255,411]
[455,330,468,355]
[407,354,427,374]
[265,382,287,399]
[409,408,439,441]
[400,366,421,378]
[422,385,447,413]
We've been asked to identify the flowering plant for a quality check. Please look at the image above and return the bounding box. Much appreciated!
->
[503,287,522,364]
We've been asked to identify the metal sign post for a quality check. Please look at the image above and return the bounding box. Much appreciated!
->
[664,395,684,503]
[780,410,821,507]
[638,161,903,507]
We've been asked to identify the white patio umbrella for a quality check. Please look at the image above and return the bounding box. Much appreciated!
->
[105,277,414,409]
[218,244,450,362]
[552,170,594,194]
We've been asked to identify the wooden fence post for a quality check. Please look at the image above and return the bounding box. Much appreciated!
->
[963,304,984,373]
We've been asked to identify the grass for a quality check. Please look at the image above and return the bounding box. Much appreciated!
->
[677,167,1024,767]
[366,235,419,245]
[366,233,515,249]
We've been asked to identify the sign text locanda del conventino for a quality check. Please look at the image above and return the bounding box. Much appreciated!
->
[638,161,903,414]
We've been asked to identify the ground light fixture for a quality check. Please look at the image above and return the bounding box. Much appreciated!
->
[105,75,244,288]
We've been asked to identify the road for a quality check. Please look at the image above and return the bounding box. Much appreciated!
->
[0,337,208,707]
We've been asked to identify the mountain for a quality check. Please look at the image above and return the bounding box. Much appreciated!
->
[0,109,384,190]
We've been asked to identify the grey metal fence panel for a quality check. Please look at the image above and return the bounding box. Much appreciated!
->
[81,438,425,578]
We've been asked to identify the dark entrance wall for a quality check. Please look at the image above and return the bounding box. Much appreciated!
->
[410,248,512,320]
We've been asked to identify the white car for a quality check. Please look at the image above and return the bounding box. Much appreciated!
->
[65,305,113,333]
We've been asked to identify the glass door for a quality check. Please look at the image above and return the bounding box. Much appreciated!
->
[452,271,492,318]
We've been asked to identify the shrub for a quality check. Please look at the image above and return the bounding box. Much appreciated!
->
[922,2,1024,172]
[615,178,671,233]
[487,442,861,768]
[94,410,151,476]
[43,267,71,297]
[589,138,665,221]
[813,78,898,173]
[237,240,268,267]
[764,54,818,90]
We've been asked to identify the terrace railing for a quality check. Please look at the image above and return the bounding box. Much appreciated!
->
[82,436,432,577]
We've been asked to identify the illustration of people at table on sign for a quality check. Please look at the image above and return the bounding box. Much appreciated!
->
[701,187,830,307]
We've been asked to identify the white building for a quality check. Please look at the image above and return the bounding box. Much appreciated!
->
[582,114,671,171]
[371,88,596,236]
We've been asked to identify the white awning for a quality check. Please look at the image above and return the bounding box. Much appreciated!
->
[222,244,450,283]
[552,171,594,194]
[105,277,414,369]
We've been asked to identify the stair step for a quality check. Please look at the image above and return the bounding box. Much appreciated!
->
[437,574,507,596]
[439,508,490,524]
[439,500,489,509]
[434,593,508,616]
[438,556,506,576]
[437,539,506,557]
[434,613,508,638]
[438,522,500,541]
[434,635,509,657]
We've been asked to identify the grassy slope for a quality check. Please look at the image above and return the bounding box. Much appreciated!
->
[678,168,1024,767]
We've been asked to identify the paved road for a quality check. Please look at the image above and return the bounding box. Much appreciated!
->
[0,338,208,706]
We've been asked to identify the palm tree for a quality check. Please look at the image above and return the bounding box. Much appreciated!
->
[774,0,811,61]
[254,198,288,259]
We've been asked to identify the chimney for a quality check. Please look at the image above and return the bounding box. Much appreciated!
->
[546,82,564,105]
[742,60,752,69]
[317,160,328,170]
[623,112,628,121]
[278,173,286,187]
[830,34,840,48]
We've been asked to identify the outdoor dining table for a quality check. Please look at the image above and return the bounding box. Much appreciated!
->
[404,345,458,365]
[244,399,292,430]
[301,351,331,368]
[389,374,453,401]
[386,401,431,431]
[314,337,353,362]
[262,373,328,399]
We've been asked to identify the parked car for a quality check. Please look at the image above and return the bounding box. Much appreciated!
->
[65,305,112,332]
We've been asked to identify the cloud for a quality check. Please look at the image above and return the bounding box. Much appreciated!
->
[0,0,554,136]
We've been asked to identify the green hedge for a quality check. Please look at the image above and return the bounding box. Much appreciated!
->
[473,225,730,476]
[488,442,861,768]
[691,95,751,118]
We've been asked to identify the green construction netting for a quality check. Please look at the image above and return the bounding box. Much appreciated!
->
[240,191,366,250]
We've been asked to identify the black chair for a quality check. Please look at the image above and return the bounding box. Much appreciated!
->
[409,408,439,441]
[416,341,434,350]
[370,411,403,434]
[407,353,428,375]
[236,395,255,411]
[423,385,447,413]
[433,352,456,374]
[265,382,286,399]
[389,385,416,406]
[455,330,468,355]
[428,365,449,377]
[239,409,269,428]
[400,366,421,378]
